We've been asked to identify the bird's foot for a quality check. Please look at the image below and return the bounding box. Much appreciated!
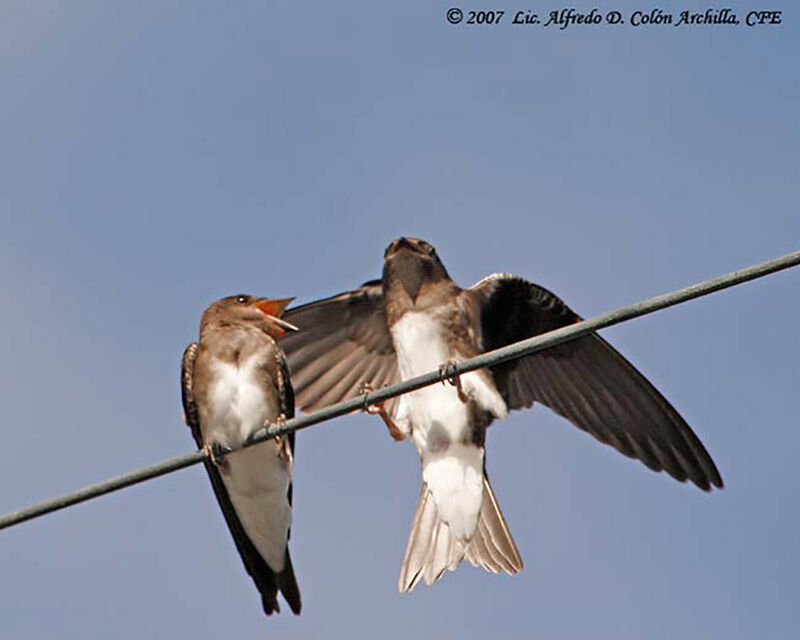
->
[439,360,469,403]
[202,442,230,472]
[358,382,381,415]
[272,412,287,433]
[359,382,405,442]
[272,414,293,463]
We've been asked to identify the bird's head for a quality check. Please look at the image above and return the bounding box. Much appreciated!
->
[201,295,298,339]
[382,237,451,303]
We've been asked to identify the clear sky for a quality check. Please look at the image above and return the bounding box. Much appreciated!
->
[1,2,797,638]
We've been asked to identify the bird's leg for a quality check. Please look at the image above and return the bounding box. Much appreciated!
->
[359,382,405,442]
[439,360,469,404]
[202,442,230,472]
[272,414,293,463]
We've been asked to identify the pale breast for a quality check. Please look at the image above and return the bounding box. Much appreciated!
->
[205,354,277,448]
[203,352,292,572]
[391,312,473,451]
[391,311,509,451]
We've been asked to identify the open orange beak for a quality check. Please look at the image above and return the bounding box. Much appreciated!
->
[252,297,299,337]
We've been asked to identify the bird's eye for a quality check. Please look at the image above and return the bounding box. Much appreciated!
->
[236,295,248,304]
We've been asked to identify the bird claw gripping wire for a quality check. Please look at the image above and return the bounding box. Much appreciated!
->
[358,381,405,441]
[202,442,231,472]
[439,360,469,403]
[358,381,379,413]
[438,360,460,387]
[271,414,292,461]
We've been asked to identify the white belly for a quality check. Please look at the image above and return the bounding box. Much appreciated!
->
[392,314,473,451]
[206,356,275,448]
[205,356,292,571]
[391,311,507,539]
[391,311,508,446]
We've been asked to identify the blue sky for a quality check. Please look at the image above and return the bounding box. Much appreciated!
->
[1,2,797,638]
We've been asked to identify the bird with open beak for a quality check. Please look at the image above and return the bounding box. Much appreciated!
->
[181,294,302,616]
[279,237,722,592]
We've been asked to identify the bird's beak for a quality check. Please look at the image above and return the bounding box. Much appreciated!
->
[386,237,415,257]
[252,298,299,335]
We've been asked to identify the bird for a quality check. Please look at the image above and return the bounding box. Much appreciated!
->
[181,294,302,616]
[279,237,723,592]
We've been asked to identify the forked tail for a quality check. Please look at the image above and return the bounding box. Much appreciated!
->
[398,473,523,592]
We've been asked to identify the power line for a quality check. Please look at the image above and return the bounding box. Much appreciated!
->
[1,250,798,532]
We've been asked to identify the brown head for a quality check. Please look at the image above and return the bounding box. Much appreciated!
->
[200,294,298,340]
[382,237,452,305]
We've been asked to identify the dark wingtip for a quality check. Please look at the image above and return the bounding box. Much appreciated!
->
[261,594,280,616]
[257,562,301,617]
[278,552,302,615]
[690,471,724,492]
[701,458,725,492]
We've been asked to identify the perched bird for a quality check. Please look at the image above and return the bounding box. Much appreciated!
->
[280,237,723,592]
[181,294,302,616]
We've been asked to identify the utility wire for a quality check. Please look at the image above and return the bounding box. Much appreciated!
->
[1,250,798,532]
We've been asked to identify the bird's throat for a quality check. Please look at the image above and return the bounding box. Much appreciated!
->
[392,253,427,303]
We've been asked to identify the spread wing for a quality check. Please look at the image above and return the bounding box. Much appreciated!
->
[281,280,400,416]
[464,274,723,491]
[180,343,292,615]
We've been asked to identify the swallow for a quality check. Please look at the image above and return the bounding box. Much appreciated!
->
[181,294,302,616]
[279,237,723,592]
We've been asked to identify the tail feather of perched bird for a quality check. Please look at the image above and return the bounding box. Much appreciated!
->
[182,294,302,616]
[279,237,722,591]
[276,552,302,613]
[399,474,521,591]
[465,475,522,574]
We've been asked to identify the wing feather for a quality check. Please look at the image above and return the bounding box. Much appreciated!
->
[465,274,723,491]
[281,281,400,417]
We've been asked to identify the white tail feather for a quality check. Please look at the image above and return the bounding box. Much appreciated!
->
[398,474,523,592]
